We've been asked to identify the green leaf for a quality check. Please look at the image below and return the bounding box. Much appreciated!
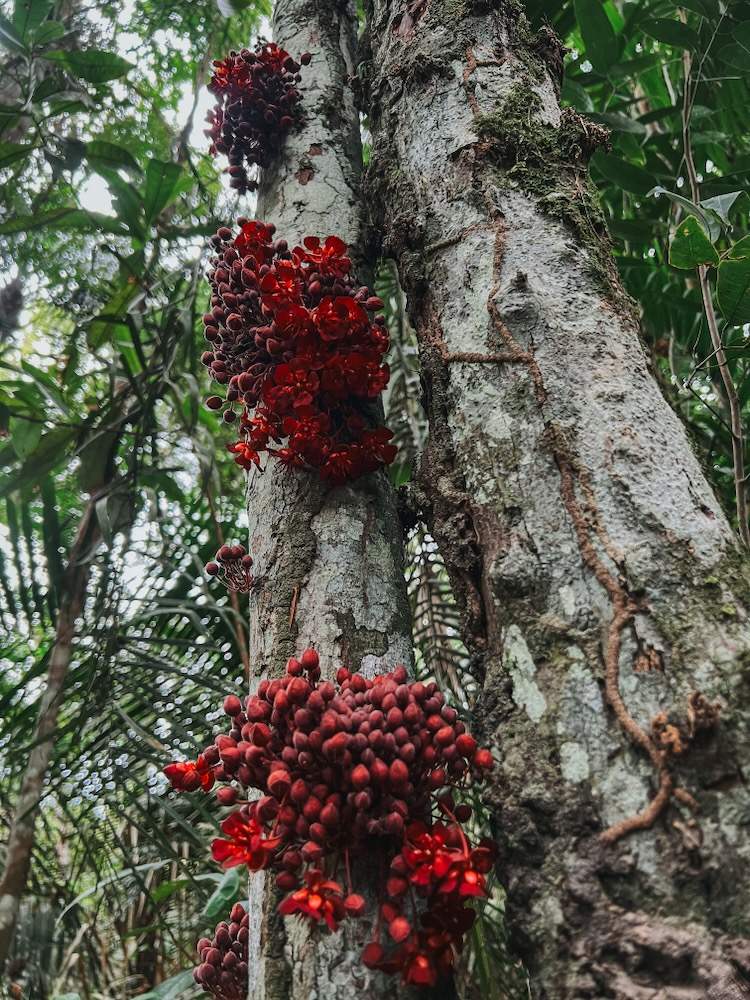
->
[669,216,719,269]
[0,14,27,53]
[586,111,646,134]
[31,75,65,102]
[648,186,723,242]
[86,139,141,174]
[642,18,699,49]
[679,0,720,15]
[12,0,52,40]
[136,970,201,1000]
[42,48,133,84]
[142,158,183,224]
[728,235,750,259]
[701,191,744,225]
[0,140,36,167]
[203,867,242,920]
[31,19,63,46]
[0,427,75,500]
[717,256,750,325]
[717,23,750,72]
[9,416,43,459]
[592,152,655,195]
[574,0,619,72]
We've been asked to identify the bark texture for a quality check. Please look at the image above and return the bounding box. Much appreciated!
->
[0,501,99,969]
[244,2,413,997]
[364,2,750,997]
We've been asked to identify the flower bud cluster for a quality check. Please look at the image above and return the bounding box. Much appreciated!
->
[194,902,249,999]
[166,649,495,988]
[202,220,395,484]
[205,42,310,193]
[205,543,256,593]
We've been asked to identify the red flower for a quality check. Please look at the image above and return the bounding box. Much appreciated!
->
[401,823,455,886]
[297,235,351,278]
[163,754,215,792]
[278,868,345,931]
[228,440,262,470]
[313,296,369,341]
[211,810,281,871]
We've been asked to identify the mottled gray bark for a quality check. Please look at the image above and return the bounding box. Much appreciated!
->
[244,2,413,997]
[364,2,750,997]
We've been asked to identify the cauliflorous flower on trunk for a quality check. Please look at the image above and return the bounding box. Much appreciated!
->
[211,809,281,871]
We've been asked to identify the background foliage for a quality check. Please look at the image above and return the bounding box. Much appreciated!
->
[0,0,747,997]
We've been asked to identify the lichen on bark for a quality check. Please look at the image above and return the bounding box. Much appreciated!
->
[364,0,750,996]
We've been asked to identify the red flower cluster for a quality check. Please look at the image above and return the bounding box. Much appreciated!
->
[363,811,496,985]
[202,221,396,484]
[194,902,249,1000]
[205,42,310,193]
[165,649,495,988]
[205,542,256,593]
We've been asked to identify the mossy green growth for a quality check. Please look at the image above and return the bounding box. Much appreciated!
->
[472,81,626,304]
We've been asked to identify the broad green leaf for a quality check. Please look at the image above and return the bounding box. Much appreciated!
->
[642,18,699,49]
[13,0,52,39]
[574,0,618,72]
[31,75,66,102]
[97,168,145,236]
[586,111,646,134]
[717,256,750,325]
[86,140,141,174]
[142,158,183,223]
[0,427,76,499]
[728,235,750,259]
[702,192,744,226]
[648,186,723,242]
[9,416,43,459]
[0,14,27,53]
[669,216,719,269]
[31,18,64,45]
[42,48,133,84]
[679,0,719,14]
[203,867,242,920]
[0,140,35,167]
[592,152,655,195]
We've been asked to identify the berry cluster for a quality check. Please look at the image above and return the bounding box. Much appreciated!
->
[205,42,310,194]
[205,542,256,593]
[165,650,495,989]
[194,902,249,1000]
[202,220,396,484]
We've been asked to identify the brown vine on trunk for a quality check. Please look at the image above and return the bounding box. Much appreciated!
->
[364,1,750,997]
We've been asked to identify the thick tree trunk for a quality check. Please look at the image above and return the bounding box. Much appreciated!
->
[365,2,750,997]
[0,501,99,969]
[244,2,413,998]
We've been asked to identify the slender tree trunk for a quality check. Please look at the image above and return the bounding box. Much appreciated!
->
[0,500,100,969]
[244,2,413,997]
[365,3,750,997]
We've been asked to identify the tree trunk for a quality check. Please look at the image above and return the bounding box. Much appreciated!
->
[0,500,99,970]
[364,3,750,997]
[244,2,413,998]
